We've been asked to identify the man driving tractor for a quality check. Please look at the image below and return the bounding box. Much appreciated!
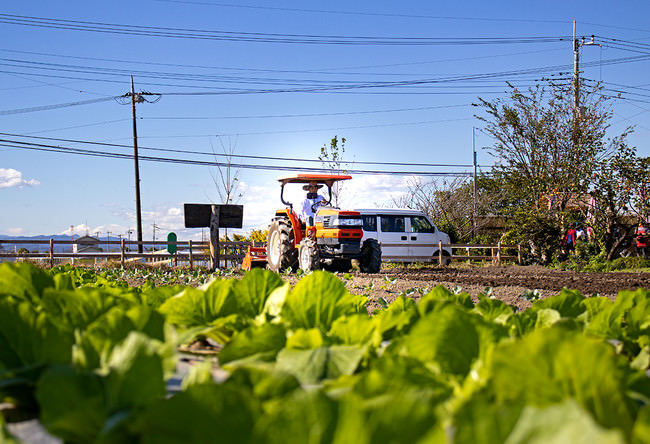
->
[300,181,326,226]
[241,173,381,274]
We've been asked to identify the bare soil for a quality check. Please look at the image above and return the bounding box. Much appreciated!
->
[321,264,650,313]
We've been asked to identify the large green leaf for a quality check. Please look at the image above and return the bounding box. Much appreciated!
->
[36,365,107,444]
[334,389,443,444]
[135,383,260,444]
[41,287,128,333]
[504,399,625,444]
[531,288,586,318]
[372,295,419,340]
[158,279,239,327]
[281,271,366,331]
[418,285,474,317]
[252,389,339,444]
[72,305,167,370]
[0,262,54,304]
[102,332,169,412]
[226,365,300,401]
[632,405,650,444]
[276,345,365,385]
[622,289,650,342]
[452,391,524,444]
[0,413,21,444]
[474,295,514,323]
[0,298,73,369]
[329,314,379,346]
[218,323,287,365]
[489,327,638,437]
[402,304,484,377]
[233,268,284,317]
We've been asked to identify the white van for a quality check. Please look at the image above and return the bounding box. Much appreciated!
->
[354,208,452,264]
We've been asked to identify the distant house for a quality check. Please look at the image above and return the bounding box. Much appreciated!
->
[73,235,102,253]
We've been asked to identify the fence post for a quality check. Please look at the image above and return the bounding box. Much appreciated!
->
[438,240,443,266]
[517,244,522,265]
[49,238,54,268]
[497,241,502,266]
[466,246,471,264]
[121,239,126,269]
[188,239,194,270]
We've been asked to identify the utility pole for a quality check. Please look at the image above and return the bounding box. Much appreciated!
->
[107,231,111,252]
[572,21,600,119]
[152,222,159,251]
[119,77,161,253]
[472,127,477,240]
[131,76,144,253]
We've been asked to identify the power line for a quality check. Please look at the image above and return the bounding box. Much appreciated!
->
[0,14,570,46]
[154,1,568,24]
[0,133,474,168]
[0,138,476,177]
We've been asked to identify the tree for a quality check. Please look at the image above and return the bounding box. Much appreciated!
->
[211,136,243,240]
[319,135,347,207]
[392,175,508,242]
[211,136,242,205]
[589,143,649,259]
[474,80,633,262]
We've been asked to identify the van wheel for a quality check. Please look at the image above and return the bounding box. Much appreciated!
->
[359,239,382,273]
[434,250,451,266]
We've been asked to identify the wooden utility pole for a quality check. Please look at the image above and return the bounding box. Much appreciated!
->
[472,127,477,239]
[572,21,599,119]
[130,76,144,253]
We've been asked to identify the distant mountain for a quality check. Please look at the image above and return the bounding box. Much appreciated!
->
[0,234,121,253]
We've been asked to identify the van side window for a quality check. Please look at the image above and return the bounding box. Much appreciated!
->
[362,215,377,232]
[410,216,435,233]
[380,216,406,232]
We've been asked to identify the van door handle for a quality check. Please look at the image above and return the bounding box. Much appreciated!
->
[401,236,407,240]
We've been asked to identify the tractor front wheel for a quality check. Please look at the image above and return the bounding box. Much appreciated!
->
[298,238,320,272]
[266,218,297,272]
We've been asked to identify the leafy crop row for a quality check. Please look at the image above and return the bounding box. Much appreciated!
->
[1,262,650,443]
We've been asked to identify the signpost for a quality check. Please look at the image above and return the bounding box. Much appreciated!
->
[183,204,243,271]
[167,232,177,266]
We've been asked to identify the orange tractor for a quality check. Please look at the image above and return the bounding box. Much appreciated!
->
[242,173,381,273]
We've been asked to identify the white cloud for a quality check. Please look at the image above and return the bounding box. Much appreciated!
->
[0,168,40,189]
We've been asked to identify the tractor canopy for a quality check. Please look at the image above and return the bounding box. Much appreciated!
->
[277,173,352,187]
[277,173,352,208]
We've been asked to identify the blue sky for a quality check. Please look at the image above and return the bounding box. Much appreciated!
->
[2,0,649,240]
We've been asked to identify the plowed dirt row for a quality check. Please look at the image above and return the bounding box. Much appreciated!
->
[335,265,650,313]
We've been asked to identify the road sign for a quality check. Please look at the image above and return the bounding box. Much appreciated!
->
[167,232,177,254]
[183,204,243,228]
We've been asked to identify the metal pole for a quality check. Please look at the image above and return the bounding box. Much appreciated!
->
[131,76,144,254]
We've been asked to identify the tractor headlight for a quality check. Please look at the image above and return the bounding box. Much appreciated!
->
[332,217,363,227]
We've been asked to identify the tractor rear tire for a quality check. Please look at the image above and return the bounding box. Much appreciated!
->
[266,218,297,273]
[359,238,382,273]
[298,238,320,272]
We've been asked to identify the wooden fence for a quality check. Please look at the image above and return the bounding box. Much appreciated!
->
[0,239,262,270]
[0,238,523,269]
